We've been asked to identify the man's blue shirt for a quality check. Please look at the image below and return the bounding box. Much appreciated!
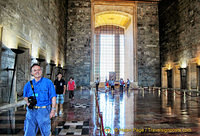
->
[111,80,115,86]
[120,80,123,85]
[23,77,57,106]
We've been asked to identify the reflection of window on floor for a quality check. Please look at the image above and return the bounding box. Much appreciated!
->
[100,34,115,82]
[120,35,124,79]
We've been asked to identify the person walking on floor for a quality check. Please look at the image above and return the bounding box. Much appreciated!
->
[54,72,66,116]
[95,77,100,91]
[23,63,57,136]
[67,77,76,100]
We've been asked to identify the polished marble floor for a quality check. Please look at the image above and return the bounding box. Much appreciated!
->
[0,88,200,135]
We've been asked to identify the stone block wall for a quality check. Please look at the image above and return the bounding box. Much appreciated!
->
[0,0,67,103]
[0,47,15,103]
[66,0,91,86]
[137,3,160,87]
[159,0,200,66]
[159,0,200,89]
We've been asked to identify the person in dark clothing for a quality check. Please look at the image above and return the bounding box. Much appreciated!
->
[127,78,130,90]
[95,77,99,91]
[54,72,66,116]
[119,78,124,91]
[111,79,115,90]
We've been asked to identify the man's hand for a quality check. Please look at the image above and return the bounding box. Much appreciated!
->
[50,97,56,118]
[50,110,56,118]
[24,97,30,106]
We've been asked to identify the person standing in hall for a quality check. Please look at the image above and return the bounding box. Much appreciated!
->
[127,78,130,90]
[23,63,57,136]
[105,79,109,91]
[67,77,76,100]
[108,79,111,90]
[95,77,100,91]
[111,78,115,90]
[54,72,66,116]
[119,78,124,91]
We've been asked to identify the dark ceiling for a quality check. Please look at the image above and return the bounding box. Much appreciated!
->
[126,0,161,1]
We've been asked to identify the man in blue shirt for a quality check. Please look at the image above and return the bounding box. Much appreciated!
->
[111,79,115,90]
[119,78,124,91]
[23,63,57,136]
[127,78,130,90]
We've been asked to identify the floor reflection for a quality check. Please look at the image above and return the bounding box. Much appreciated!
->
[135,89,200,135]
[98,89,134,135]
[1,88,200,135]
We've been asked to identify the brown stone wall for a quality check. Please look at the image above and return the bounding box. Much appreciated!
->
[159,0,200,66]
[159,0,200,89]
[0,0,67,103]
[66,0,91,86]
[0,47,15,103]
[137,3,160,87]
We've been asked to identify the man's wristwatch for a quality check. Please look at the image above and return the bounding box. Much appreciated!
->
[52,107,56,111]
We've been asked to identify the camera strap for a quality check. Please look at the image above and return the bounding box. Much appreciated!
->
[30,80,36,98]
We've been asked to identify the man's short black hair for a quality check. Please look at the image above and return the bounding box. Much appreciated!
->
[30,63,41,72]
[56,72,62,76]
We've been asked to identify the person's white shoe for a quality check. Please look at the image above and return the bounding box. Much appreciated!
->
[59,111,62,115]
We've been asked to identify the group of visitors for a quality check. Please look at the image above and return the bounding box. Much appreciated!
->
[95,77,130,92]
[23,63,131,135]
[54,72,76,116]
[119,78,130,91]
[23,63,76,136]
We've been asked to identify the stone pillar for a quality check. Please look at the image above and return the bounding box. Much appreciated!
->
[161,67,167,88]
[115,34,120,81]
[179,68,187,89]
[40,61,47,78]
[50,63,56,82]
[0,27,2,68]
[16,49,30,101]
[166,69,172,88]
[188,63,197,89]
[197,66,200,91]
[94,34,100,81]
[46,64,51,79]
[10,70,17,103]
[173,65,180,89]
[0,27,2,103]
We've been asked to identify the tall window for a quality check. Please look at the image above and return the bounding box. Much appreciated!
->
[120,35,124,79]
[94,25,124,82]
[100,34,115,81]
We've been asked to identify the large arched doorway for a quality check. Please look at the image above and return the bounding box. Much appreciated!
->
[91,1,138,86]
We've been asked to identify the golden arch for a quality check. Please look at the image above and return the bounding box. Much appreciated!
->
[95,11,132,29]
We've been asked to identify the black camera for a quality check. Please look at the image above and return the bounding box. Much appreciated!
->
[28,96,37,109]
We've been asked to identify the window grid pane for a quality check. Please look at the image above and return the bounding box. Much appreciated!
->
[120,35,124,79]
[100,34,115,81]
